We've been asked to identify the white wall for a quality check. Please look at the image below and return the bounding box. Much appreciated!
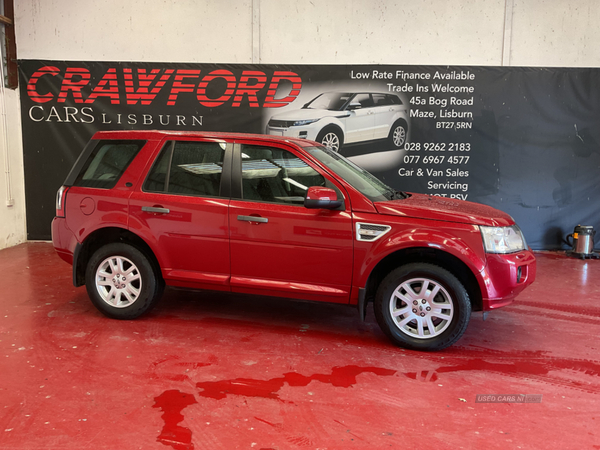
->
[260,0,507,65]
[1,0,599,249]
[510,0,600,67]
[16,0,254,63]
[0,86,26,249]
[15,0,600,67]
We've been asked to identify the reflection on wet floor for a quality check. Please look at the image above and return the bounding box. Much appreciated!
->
[0,243,599,449]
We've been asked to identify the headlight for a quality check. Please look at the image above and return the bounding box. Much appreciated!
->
[480,225,527,254]
[292,118,320,127]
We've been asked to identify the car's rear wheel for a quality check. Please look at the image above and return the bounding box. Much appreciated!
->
[317,128,343,152]
[389,121,407,148]
[374,263,471,351]
[85,243,163,319]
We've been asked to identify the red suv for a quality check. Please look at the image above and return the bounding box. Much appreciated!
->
[52,130,536,350]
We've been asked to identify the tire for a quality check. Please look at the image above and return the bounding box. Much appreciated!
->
[389,121,407,148]
[374,263,471,351]
[316,128,343,152]
[85,243,164,319]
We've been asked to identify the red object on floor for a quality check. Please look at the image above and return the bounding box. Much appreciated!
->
[0,242,598,449]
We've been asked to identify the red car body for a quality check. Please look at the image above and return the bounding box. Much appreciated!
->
[52,130,536,350]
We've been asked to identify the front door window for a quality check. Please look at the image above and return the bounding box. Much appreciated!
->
[240,144,341,206]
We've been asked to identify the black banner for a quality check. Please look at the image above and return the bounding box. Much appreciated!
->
[18,60,600,249]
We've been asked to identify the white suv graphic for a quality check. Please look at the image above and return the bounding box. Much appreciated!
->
[266,92,409,152]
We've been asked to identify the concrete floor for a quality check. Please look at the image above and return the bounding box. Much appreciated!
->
[0,242,599,449]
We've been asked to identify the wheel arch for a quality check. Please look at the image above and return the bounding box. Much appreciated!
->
[391,116,408,130]
[74,227,162,287]
[389,117,409,138]
[360,246,483,318]
[317,123,345,145]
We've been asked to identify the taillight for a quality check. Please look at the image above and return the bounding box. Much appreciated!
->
[56,185,69,218]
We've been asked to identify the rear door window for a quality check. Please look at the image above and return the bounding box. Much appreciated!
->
[372,93,391,106]
[144,140,226,197]
[72,140,146,189]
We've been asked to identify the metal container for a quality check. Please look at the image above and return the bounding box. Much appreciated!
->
[566,225,598,259]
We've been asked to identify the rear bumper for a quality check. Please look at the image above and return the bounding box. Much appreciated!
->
[51,217,77,265]
[480,249,537,310]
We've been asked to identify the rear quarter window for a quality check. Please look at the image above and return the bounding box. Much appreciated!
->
[388,94,402,105]
[72,140,146,189]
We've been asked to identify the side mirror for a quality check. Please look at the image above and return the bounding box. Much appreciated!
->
[304,186,342,210]
[347,102,362,110]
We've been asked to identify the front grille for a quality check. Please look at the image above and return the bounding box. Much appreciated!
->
[268,119,294,128]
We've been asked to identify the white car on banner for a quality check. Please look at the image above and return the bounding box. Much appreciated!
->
[266,92,410,152]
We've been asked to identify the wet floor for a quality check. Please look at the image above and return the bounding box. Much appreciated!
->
[0,243,599,449]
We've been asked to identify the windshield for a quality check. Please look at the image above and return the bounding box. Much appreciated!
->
[304,92,352,111]
[306,145,405,202]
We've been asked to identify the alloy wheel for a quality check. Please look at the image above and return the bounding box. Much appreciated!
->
[321,132,340,151]
[393,125,406,147]
[95,255,142,308]
[388,277,454,339]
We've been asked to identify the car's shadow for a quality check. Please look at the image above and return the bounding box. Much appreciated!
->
[338,139,393,158]
[149,286,385,344]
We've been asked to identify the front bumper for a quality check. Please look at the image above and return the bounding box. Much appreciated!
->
[266,124,319,141]
[480,249,537,310]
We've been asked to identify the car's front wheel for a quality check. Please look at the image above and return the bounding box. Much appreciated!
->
[85,243,163,319]
[374,263,471,351]
[317,128,343,152]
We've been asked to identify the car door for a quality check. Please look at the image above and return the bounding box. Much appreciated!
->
[344,93,376,144]
[228,140,354,303]
[372,93,397,140]
[128,138,232,291]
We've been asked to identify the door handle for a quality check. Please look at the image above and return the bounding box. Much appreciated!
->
[142,206,170,214]
[237,215,268,224]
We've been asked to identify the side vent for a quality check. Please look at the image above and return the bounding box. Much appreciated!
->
[356,223,391,242]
